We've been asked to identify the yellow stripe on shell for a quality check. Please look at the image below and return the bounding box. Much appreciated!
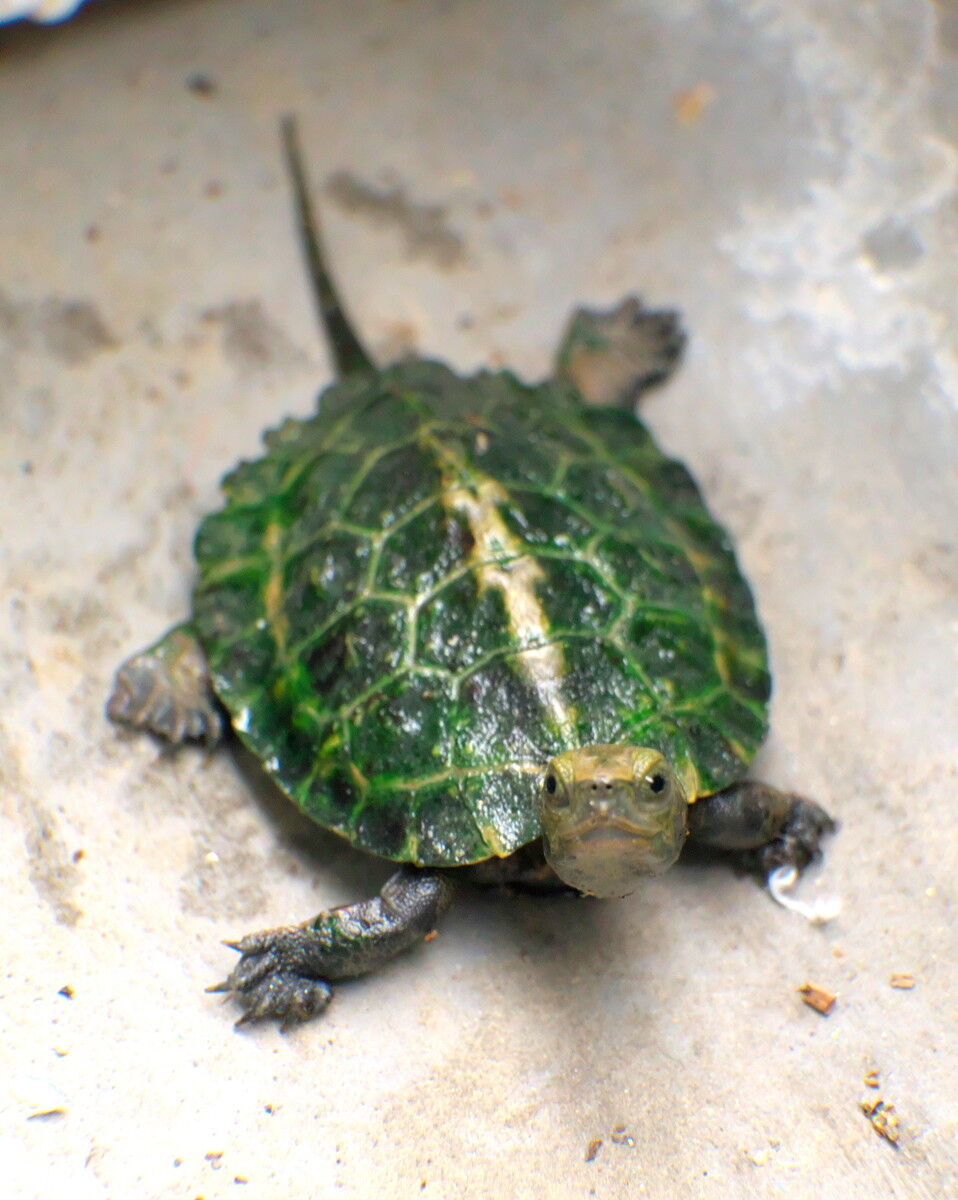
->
[441,473,579,744]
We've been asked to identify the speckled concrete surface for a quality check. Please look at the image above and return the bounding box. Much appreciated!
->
[1,2,957,1197]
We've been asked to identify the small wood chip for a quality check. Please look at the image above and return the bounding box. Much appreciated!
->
[860,1097,900,1145]
[889,973,915,989]
[864,1070,880,1089]
[673,82,716,125]
[798,981,836,1015]
[585,1138,602,1163]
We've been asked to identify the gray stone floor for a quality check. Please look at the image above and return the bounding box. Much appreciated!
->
[1,1,956,1197]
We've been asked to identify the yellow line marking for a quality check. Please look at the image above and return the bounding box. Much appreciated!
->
[441,471,578,742]
[262,521,289,658]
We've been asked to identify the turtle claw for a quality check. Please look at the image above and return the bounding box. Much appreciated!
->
[227,971,333,1029]
[756,797,837,876]
[757,797,839,924]
[210,926,335,1027]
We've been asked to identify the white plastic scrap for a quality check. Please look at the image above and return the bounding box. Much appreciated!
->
[8,1074,67,1120]
[0,0,87,24]
[768,864,842,925]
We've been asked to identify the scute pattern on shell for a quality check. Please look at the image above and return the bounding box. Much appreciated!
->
[192,360,769,866]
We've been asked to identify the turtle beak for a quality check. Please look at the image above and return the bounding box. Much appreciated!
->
[552,784,687,896]
[540,745,688,897]
[571,782,663,839]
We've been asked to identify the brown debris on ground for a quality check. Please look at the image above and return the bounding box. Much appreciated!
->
[798,981,836,1015]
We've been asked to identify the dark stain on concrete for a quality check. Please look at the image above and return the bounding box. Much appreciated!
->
[937,1,958,55]
[910,540,958,592]
[0,289,27,350]
[325,171,466,269]
[861,217,924,272]
[203,299,306,370]
[39,298,118,364]
[22,799,83,927]
[0,289,117,365]
[45,592,113,639]
[0,730,83,927]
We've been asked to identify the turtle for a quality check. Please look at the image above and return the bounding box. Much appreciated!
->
[107,117,836,1027]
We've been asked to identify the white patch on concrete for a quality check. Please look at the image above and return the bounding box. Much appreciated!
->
[721,1,958,408]
[768,864,842,925]
[0,0,85,22]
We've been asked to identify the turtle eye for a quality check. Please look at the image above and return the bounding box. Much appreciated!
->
[648,773,667,794]
[543,772,570,807]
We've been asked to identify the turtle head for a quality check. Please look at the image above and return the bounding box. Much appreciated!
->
[539,745,688,897]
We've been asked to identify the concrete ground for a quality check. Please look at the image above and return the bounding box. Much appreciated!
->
[1,1,956,1197]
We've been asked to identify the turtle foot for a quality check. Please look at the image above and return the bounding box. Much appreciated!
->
[686,783,839,922]
[210,869,452,1027]
[107,625,222,746]
[754,796,837,876]
[767,864,841,925]
[556,296,685,407]
[210,929,333,1029]
[759,798,840,925]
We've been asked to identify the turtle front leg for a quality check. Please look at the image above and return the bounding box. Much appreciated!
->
[687,782,839,922]
[555,296,685,408]
[107,624,223,746]
[210,867,454,1027]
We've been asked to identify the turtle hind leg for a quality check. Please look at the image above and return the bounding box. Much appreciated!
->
[210,867,454,1027]
[686,781,839,923]
[555,296,685,408]
[107,623,223,747]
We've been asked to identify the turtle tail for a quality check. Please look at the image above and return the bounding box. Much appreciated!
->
[281,115,375,379]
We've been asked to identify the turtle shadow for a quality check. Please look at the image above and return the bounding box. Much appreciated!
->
[224,735,756,1030]
[227,738,395,899]
[468,885,631,1001]
[454,846,764,1047]
[224,737,655,993]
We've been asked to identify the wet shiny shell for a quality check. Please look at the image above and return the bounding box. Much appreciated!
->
[192,360,769,866]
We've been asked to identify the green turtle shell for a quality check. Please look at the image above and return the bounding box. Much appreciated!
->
[192,359,769,867]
